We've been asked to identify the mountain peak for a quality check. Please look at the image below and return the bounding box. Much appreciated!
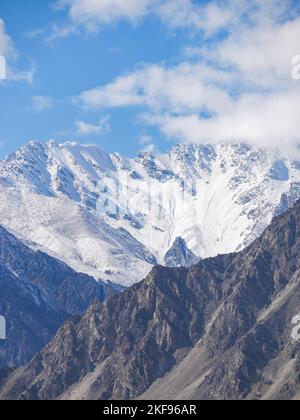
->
[164,237,200,268]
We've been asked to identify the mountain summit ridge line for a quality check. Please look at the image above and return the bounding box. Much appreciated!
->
[0,141,300,286]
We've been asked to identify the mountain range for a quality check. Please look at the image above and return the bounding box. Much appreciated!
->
[1,200,300,400]
[0,225,116,369]
[0,141,300,286]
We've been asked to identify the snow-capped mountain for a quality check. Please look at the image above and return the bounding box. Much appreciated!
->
[3,201,300,400]
[164,237,200,268]
[0,140,300,286]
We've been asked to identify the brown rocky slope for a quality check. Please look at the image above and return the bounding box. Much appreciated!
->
[1,202,300,400]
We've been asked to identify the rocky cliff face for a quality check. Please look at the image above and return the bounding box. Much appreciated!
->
[0,226,115,369]
[1,201,300,400]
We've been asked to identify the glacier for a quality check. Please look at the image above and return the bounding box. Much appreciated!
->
[0,140,300,286]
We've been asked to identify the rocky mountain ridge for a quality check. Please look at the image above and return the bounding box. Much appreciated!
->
[1,201,300,400]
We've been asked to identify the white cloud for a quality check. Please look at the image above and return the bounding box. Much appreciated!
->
[206,14,300,89]
[53,0,242,37]
[140,143,157,154]
[156,0,236,34]
[75,1,300,152]
[78,72,145,108]
[75,115,111,135]
[32,96,55,111]
[292,55,300,80]
[46,24,80,42]
[55,0,153,33]
[139,135,154,145]
[77,63,234,114]
[25,28,46,39]
[145,91,300,151]
[0,18,35,84]
[8,66,36,84]
[139,135,157,153]
[51,0,300,45]
[0,18,15,58]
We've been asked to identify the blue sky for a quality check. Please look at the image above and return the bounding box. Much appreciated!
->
[0,0,180,156]
[0,0,300,159]
[0,0,195,158]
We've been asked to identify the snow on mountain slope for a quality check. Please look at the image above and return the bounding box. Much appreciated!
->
[0,188,156,286]
[0,141,300,286]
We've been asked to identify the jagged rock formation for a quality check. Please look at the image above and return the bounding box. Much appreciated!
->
[164,237,200,268]
[1,202,300,400]
[0,226,115,368]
